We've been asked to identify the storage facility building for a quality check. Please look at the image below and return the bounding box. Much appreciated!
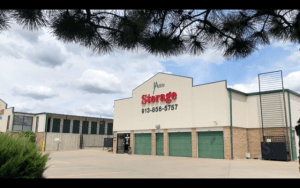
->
[113,73,300,161]
[0,99,114,152]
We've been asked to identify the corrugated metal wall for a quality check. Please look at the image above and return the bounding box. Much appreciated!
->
[45,133,114,151]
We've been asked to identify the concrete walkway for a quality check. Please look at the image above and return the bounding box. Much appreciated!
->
[43,149,300,178]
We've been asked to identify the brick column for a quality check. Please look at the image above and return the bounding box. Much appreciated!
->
[113,131,117,154]
[223,126,232,160]
[151,130,156,156]
[130,131,134,155]
[163,129,169,156]
[192,128,197,158]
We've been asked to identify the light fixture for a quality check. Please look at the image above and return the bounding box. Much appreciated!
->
[155,124,160,129]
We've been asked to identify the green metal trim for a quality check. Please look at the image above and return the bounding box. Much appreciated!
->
[13,112,113,121]
[288,91,296,160]
[11,107,15,132]
[228,88,300,98]
[230,90,233,160]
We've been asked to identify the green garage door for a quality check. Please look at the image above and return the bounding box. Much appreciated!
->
[156,133,164,156]
[169,132,192,157]
[198,131,224,159]
[135,134,151,155]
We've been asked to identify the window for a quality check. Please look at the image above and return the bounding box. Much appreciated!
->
[35,117,39,132]
[99,121,105,135]
[6,115,10,131]
[13,115,33,131]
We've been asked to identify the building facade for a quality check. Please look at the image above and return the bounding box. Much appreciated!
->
[0,99,114,152]
[113,73,300,161]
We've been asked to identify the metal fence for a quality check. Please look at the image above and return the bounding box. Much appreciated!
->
[258,70,291,160]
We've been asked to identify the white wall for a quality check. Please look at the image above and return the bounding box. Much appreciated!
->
[231,91,248,128]
[114,73,230,132]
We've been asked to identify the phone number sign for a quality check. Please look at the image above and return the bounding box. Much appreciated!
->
[142,104,178,114]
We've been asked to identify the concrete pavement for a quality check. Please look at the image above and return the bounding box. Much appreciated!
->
[43,149,300,178]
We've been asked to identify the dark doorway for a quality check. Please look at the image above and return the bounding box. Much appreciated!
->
[117,133,130,154]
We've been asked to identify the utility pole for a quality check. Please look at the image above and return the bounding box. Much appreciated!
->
[295,119,300,172]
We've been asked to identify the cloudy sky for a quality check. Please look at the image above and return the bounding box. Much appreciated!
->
[1,22,300,118]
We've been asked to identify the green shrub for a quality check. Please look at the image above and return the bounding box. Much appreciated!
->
[18,130,36,144]
[0,132,50,178]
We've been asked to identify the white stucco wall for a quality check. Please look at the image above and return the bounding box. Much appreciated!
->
[192,81,230,128]
[231,91,248,128]
[114,73,230,132]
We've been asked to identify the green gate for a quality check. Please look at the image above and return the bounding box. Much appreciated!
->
[169,132,192,157]
[156,133,164,156]
[198,131,224,159]
[135,134,151,155]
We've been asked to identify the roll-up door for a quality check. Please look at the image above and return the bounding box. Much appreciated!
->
[169,132,192,157]
[198,131,224,159]
[135,134,151,155]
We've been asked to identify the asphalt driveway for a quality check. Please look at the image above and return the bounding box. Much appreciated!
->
[43,148,300,178]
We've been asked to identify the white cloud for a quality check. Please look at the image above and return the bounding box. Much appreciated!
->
[283,70,300,93]
[75,69,122,94]
[228,70,300,94]
[81,104,114,117]
[12,85,58,100]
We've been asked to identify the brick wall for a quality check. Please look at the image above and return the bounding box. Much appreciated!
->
[223,127,232,159]
[151,130,156,156]
[35,132,45,152]
[247,128,262,159]
[113,131,117,154]
[191,128,197,158]
[130,131,134,155]
[163,129,168,156]
[232,127,248,159]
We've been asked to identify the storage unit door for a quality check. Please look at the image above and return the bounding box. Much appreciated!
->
[62,119,70,133]
[72,120,80,134]
[52,118,60,133]
[91,122,97,134]
[156,133,164,156]
[198,131,224,159]
[82,121,89,134]
[169,132,192,157]
[134,134,151,155]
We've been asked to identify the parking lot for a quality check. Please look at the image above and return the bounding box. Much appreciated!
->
[43,148,300,178]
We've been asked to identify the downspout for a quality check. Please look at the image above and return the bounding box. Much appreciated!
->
[288,91,295,160]
[230,90,233,160]
[44,113,48,152]
[11,107,15,133]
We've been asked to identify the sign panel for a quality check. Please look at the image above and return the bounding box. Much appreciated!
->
[0,116,2,120]
[0,109,4,114]
[54,138,59,141]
